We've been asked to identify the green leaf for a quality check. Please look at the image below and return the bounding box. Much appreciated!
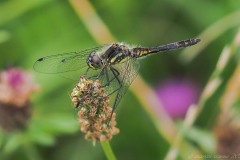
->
[28,129,55,146]
[0,0,50,25]
[185,127,216,154]
[3,134,23,154]
[0,30,10,44]
[38,114,79,134]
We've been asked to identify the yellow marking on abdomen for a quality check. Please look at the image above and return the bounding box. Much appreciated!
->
[139,49,151,57]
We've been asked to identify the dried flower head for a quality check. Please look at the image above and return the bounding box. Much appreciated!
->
[71,76,120,142]
[214,112,240,156]
[0,102,32,132]
[0,68,39,132]
[215,126,240,156]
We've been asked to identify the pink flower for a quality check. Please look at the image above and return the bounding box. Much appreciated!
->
[0,68,39,107]
[156,79,199,119]
[0,67,40,132]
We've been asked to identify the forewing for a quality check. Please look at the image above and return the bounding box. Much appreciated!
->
[58,66,89,80]
[33,47,100,74]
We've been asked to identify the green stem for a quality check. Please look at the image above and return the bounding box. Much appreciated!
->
[101,142,116,160]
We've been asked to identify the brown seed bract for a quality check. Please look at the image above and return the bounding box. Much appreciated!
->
[71,76,119,142]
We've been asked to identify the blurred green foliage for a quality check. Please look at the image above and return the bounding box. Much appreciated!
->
[1,0,240,160]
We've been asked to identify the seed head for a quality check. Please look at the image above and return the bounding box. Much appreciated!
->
[71,76,119,142]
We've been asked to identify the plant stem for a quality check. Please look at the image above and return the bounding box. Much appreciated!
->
[68,0,115,44]
[101,142,116,160]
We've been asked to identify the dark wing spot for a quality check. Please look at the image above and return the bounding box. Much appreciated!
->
[61,59,67,63]
[37,58,44,61]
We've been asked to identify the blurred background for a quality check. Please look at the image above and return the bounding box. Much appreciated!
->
[1,0,240,159]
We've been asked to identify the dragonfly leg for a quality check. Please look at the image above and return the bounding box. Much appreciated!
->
[85,67,90,75]
[84,67,100,79]
[101,67,119,87]
[107,89,122,126]
[76,100,81,108]
[104,68,110,86]
[101,67,121,89]
[110,67,121,85]
[102,67,122,96]
[86,67,104,79]
[101,78,115,88]
[107,67,123,125]
[107,87,120,96]
[96,68,105,79]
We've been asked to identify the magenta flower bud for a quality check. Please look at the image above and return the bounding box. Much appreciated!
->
[156,79,199,119]
[6,68,24,90]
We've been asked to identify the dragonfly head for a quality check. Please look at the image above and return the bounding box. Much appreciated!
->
[87,52,102,69]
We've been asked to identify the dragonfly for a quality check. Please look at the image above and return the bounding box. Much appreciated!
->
[34,38,200,119]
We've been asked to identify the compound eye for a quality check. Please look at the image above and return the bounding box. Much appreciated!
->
[92,55,100,64]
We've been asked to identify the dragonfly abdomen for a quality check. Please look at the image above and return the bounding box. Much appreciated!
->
[131,38,201,58]
[152,38,200,52]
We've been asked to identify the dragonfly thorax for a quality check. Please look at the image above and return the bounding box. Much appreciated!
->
[87,52,103,69]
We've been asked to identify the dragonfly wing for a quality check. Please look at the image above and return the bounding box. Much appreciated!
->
[110,57,140,111]
[58,66,89,80]
[33,47,100,74]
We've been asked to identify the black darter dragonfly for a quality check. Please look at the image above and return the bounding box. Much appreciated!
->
[34,38,200,119]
